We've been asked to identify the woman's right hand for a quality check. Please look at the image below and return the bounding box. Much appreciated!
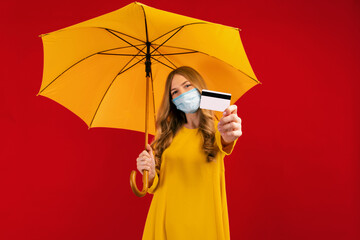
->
[136,144,156,182]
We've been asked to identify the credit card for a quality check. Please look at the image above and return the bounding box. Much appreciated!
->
[200,89,231,112]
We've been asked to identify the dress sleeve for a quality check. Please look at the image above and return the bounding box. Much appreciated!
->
[215,120,238,155]
[147,168,160,194]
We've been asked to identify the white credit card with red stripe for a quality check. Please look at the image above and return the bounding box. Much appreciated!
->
[200,89,231,112]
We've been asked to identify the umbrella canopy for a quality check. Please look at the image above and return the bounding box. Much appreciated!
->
[39,1,259,136]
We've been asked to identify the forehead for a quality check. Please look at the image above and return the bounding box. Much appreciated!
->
[171,74,189,89]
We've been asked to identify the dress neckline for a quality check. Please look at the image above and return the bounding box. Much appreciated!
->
[183,125,198,130]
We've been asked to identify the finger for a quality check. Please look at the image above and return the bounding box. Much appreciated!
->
[221,121,240,132]
[138,166,150,174]
[226,129,242,138]
[140,163,151,169]
[139,161,151,167]
[145,144,153,156]
[141,164,151,171]
[219,111,239,127]
[219,114,240,127]
[137,156,150,164]
[137,163,151,171]
[223,105,237,117]
[224,129,236,137]
[137,166,145,175]
[139,151,150,158]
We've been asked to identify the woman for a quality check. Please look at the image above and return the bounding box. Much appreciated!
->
[136,66,242,240]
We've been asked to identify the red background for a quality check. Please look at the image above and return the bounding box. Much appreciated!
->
[1,0,359,239]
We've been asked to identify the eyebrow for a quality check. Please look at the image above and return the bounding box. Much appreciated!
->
[171,81,190,92]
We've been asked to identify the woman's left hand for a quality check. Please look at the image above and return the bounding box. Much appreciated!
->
[217,105,242,145]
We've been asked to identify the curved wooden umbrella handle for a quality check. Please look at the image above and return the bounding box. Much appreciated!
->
[130,169,149,197]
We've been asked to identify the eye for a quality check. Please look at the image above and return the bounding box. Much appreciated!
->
[171,90,177,96]
[185,84,191,88]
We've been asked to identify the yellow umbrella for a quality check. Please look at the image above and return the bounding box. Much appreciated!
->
[38,1,260,197]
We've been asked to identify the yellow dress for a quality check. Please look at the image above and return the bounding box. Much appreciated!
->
[142,120,237,240]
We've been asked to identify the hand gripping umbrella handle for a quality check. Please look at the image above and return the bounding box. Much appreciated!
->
[130,169,149,197]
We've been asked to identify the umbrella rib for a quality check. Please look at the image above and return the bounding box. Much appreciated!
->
[105,29,146,55]
[99,27,146,44]
[151,22,206,43]
[150,26,185,55]
[98,53,146,56]
[140,5,150,43]
[151,44,200,52]
[150,57,176,70]
[89,50,147,128]
[151,51,198,56]
[39,45,146,94]
[155,44,260,84]
[41,27,146,44]
[99,44,146,53]
[150,45,177,69]
[40,53,97,94]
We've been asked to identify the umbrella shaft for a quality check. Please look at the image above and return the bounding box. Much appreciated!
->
[145,41,151,147]
[145,42,151,77]
[145,75,150,148]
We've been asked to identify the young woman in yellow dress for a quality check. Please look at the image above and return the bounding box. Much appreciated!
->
[136,66,242,240]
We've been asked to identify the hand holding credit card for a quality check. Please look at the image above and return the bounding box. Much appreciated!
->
[200,89,231,112]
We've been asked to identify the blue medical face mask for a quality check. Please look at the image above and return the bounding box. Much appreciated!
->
[172,88,201,113]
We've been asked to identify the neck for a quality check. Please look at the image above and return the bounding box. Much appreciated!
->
[184,111,200,129]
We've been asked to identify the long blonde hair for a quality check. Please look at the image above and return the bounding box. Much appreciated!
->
[150,66,219,171]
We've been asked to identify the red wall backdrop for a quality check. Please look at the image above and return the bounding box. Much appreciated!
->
[1,0,359,239]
